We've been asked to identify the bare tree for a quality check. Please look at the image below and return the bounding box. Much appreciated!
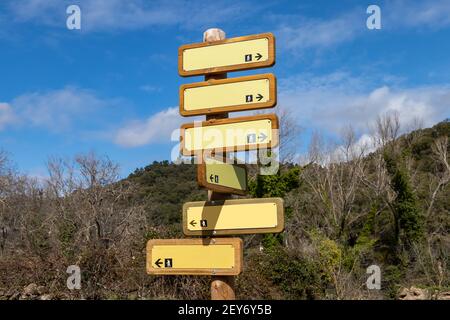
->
[374,111,400,150]
[357,112,406,224]
[299,127,368,240]
[43,153,145,290]
[0,150,10,255]
[277,107,302,164]
[427,136,450,217]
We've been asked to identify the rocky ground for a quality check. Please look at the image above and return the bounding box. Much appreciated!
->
[0,283,55,300]
[398,287,450,300]
[1,283,449,300]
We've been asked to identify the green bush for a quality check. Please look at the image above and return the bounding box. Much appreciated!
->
[262,247,325,299]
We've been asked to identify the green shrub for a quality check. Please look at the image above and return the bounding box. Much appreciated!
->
[263,248,325,299]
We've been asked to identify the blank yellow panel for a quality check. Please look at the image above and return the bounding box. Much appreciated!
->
[205,158,246,191]
[186,202,278,232]
[183,38,269,71]
[151,245,235,269]
[184,79,270,111]
[184,119,273,152]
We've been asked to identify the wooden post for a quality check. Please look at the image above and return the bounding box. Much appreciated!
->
[202,28,236,300]
[211,275,236,300]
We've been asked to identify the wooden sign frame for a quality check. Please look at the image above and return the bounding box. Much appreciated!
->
[179,73,277,117]
[178,33,275,77]
[197,155,247,195]
[179,113,279,156]
[182,197,284,236]
[146,238,243,276]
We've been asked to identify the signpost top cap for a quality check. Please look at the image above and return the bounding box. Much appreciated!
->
[203,28,226,42]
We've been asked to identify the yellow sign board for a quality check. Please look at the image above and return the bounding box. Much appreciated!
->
[180,114,279,156]
[180,74,276,116]
[146,238,242,275]
[182,198,284,236]
[198,156,247,195]
[178,33,275,76]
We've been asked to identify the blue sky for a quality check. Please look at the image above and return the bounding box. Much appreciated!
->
[1,0,450,178]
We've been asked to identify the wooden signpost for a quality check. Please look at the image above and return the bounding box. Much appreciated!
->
[182,198,284,236]
[147,29,282,301]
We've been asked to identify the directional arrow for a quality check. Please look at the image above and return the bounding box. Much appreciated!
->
[256,94,263,101]
[258,132,267,141]
[190,220,197,227]
[255,53,262,61]
[155,258,163,268]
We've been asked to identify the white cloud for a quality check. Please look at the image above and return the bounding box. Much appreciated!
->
[3,87,191,148]
[280,72,450,135]
[7,0,258,32]
[25,166,50,184]
[330,133,376,163]
[6,0,450,48]
[353,133,375,154]
[1,87,122,135]
[139,85,161,93]
[114,107,182,147]
[385,0,450,29]
[9,0,61,25]
[275,1,450,53]
[9,86,111,132]
[276,11,362,52]
[0,103,16,129]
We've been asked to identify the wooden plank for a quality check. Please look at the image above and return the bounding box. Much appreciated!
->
[178,33,275,77]
[197,156,247,195]
[182,197,284,236]
[180,113,279,156]
[179,73,276,116]
[146,238,243,276]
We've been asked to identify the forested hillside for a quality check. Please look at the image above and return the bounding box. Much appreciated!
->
[0,119,449,300]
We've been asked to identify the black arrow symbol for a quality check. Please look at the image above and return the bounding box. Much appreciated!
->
[256,94,263,101]
[155,258,163,268]
[258,132,267,141]
[255,53,262,60]
[190,220,197,227]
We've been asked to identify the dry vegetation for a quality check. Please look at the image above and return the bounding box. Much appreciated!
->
[0,114,448,299]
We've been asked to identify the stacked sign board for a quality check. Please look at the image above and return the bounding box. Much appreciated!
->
[197,156,247,195]
[179,73,276,116]
[180,114,279,155]
[146,32,283,277]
